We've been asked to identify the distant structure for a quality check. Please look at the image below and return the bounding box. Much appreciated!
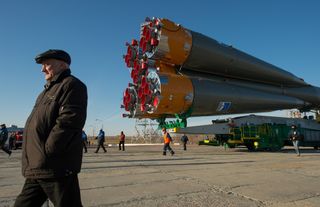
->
[287,110,302,118]
[7,125,24,132]
[132,119,161,143]
[287,109,320,122]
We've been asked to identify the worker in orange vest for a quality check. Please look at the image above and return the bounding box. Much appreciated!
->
[162,128,175,156]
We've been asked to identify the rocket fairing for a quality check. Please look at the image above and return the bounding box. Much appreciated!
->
[121,17,320,122]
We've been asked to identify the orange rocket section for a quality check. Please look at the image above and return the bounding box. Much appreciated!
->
[154,63,193,115]
[153,19,192,65]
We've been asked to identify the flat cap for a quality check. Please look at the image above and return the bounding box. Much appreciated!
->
[35,49,71,65]
[0,123,5,127]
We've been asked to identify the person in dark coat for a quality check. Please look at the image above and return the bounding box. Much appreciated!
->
[82,130,88,153]
[14,49,87,207]
[9,132,16,150]
[180,134,189,151]
[95,129,107,153]
[0,124,12,156]
[290,125,302,156]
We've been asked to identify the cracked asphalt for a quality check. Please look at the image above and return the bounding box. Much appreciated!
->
[1,144,320,207]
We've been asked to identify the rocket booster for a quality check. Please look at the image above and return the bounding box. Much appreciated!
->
[122,17,320,121]
[140,18,307,87]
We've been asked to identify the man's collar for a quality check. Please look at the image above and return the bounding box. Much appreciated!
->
[44,69,71,90]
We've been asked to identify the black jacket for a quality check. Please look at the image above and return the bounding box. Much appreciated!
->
[22,69,87,178]
[290,130,302,141]
[0,127,8,146]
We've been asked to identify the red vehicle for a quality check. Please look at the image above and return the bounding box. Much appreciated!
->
[14,131,23,149]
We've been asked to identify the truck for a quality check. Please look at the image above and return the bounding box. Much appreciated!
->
[7,125,24,149]
[174,114,320,151]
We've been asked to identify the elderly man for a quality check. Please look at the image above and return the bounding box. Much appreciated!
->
[14,49,87,207]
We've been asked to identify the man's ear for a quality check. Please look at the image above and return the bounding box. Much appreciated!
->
[62,62,69,69]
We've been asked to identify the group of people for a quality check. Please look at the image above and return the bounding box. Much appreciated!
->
[80,127,187,156]
[81,127,188,157]
[161,128,190,156]
[81,129,126,153]
[0,125,24,155]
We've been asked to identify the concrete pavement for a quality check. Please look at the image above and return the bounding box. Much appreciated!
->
[1,144,319,206]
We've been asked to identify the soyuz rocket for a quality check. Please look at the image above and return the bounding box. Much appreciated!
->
[121,17,320,126]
